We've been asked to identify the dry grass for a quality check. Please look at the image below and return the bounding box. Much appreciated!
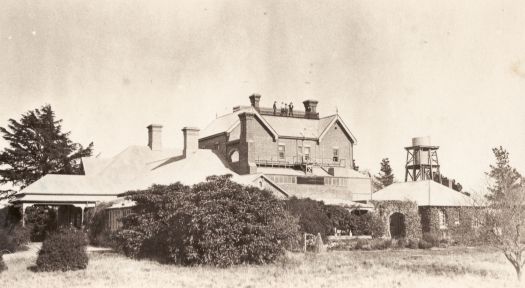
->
[0,244,520,288]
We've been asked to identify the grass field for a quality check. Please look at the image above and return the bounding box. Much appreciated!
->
[0,244,520,288]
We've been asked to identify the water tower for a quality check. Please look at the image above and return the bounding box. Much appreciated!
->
[404,137,441,182]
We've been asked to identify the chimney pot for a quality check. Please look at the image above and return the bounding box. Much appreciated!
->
[182,127,200,157]
[303,99,319,118]
[147,124,163,151]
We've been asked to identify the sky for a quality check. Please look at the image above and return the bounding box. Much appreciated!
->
[0,0,524,193]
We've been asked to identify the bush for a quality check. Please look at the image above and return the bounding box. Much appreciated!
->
[0,229,16,253]
[354,239,371,250]
[115,175,299,267]
[285,197,333,241]
[11,225,31,248]
[408,239,419,249]
[0,253,6,273]
[36,228,88,272]
[371,238,392,250]
[369,213,386,238]
[418,239,433,249]
[395,238,408,248]
[0,225,30,253]
[422,232,440,247]
[25,206,57,242]
[86,203,115,247]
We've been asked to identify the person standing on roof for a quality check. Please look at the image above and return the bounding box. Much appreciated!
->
[273,101,277,115]
[289,102,294,116]
[284,103,288,116]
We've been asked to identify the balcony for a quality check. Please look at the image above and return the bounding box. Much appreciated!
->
[254,155,346,168]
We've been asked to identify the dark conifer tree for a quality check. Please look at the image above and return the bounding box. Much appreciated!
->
[376,158,394,189]
[0,105,93,199]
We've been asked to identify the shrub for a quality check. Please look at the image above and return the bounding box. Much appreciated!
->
[36,228,88,272]
[25,206,57,242]
[0,225,30,253]
[422,232,440,247]
[371,238,392,250]
[418,239,433,249]
[355,239,371,250]
[86,203,115,247]
[408,239,419,249]
[115,175,299,267]
[11,225,31,248]
[285,197,333,241]
[0,253,6,273]
[369,213,386,238]
[395,237,408,249]
[0,230,16,253]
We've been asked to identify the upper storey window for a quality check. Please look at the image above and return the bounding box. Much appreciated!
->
[278,144,285,160]
[333,148,339,162]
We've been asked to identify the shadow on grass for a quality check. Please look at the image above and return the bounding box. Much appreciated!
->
[391,262,496,278]
[27,265,38,272]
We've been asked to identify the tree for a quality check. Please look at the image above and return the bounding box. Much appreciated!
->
[0,105,93,199]
[114,175,299,266]
[486,146,522,201]
[375,158,394,189]
[484,146,525,281]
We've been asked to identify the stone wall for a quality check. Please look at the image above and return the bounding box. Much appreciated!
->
[419,206,479,243]
[371,200,422,240]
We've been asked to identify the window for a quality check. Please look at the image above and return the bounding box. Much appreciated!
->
[303,146,311,161]
[438,209,447,229]
[278,145,285,160]
[333,148,339,162]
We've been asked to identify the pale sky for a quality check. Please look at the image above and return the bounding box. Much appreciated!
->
[0,0,524,192]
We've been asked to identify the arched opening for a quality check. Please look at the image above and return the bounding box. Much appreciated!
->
[389,212,406,239]
[229,149,239,162]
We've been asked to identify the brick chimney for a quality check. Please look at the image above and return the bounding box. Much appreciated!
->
[303,99,318,113]
[182,127,200,157]
[238,112,257,175]
[147,124,163,151]
[249,94,261,111]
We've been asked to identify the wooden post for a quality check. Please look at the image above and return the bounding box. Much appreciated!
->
[304,233,307,252]
[80,206,85,229]
[21,204,29,227]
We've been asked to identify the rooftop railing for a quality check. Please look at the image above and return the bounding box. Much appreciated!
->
[257,107,320,119]
[254,155,346,168]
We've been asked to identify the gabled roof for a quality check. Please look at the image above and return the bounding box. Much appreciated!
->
[372,180,474,207]
[200,107,253,140]
[200,107,357,144]
[96,146,181,183]
[123,149,237,191]
[317,115,357,144]
[200,107,278,141]
[261,115,335,139]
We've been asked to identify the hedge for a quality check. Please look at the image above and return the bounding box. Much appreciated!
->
[36,228,88,272]
[114,175,299,267]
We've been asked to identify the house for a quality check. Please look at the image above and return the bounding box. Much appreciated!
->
[9,94,373,229]
[199,95,372,203]
[371,137,476,239]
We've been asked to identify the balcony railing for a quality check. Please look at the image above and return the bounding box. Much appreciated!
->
[257,107,320,119]
[254,155,346,168]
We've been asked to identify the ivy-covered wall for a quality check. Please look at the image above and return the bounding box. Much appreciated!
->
[371,200,421,240]
[371,201,479,243]
[419,206,480,244]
